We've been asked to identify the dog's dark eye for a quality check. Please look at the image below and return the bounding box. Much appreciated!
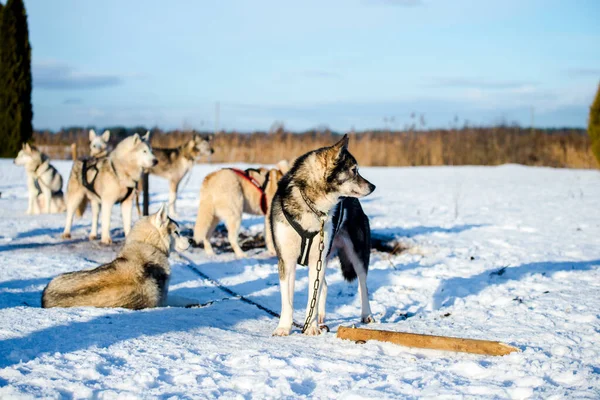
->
[352,166,358,176]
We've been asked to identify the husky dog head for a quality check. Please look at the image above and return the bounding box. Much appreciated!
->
[112,133,158,170]
[128,204,190,254]
[283,135,375,212]
[185,133,214,160]
[321,135,375,198]
[89,129,110,157]
[14,143,46,170]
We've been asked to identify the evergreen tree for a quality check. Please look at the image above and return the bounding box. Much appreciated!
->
[589,83,600,166]
[0,2,4,154]
[0,0,33,157]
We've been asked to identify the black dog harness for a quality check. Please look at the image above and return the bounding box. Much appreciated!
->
[81,158,136,204]
[32,162,60,195]
[281,195,346,266]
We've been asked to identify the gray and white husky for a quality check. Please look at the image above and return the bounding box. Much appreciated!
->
[89,129,111,158]
[142,133,214,216]
[43,204,190,309]
[270,134,376,336]
[62,133,157,244]
[13,143,66,214]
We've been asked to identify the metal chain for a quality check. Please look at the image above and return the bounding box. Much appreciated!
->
[302,219,326,334]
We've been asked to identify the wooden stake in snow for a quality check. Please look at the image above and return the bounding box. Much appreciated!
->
[337,326,519,356]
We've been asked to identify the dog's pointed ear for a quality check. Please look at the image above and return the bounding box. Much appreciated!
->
[142,131,151,142]
[333,134,349,151]
[153,203,168,226]
[329,134,349,158]
[101,130,110,142]
[132,133,140,145]
[24,143,31,152]
[89,129,97,141]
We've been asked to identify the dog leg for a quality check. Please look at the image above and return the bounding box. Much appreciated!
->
[303,260,326,335]
[194,204,219,256]
[273,258,296,336]
[100,200,114,244]
[168,179,179,217]
[32,193,42,215]
[135,181,143,218]
[27,193,35,214]
[203,216,219,256]
[224,214,246,258]
[42,185,52,214]
[62,191,85,239]
[264,211,276,256]
[355,263,375,323]
[318,276,328,324]
[121,196,134,237]
[89,199,100,240]
[26,178,36,214]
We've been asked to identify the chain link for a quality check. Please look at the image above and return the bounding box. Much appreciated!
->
[302,219,326,334]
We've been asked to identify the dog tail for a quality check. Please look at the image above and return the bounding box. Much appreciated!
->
[337,198,371,282]
[75,196,88,217]
[338,246,359,282]
[42,260,122,308]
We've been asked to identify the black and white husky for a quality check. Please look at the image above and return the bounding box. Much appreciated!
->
[270,134,376,336]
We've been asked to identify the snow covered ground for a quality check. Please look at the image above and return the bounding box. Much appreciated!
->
[0,158,599,399]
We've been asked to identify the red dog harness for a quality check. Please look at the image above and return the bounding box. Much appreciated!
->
[229,168,269,215]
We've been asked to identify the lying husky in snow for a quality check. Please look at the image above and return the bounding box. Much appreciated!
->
[140,133,214,217]
[13,143,66,214]
[88,129,111,158]
[270,135,376,336]
[62,133,157,244]
[43,205,190,309]
[194,167,283,257]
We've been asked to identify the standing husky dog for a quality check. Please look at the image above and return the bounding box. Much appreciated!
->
[89,129,111,158]
[194,167,283,257]
[14,143,66,214]
[142,133,214,216]
[43,205,190,309]
[62,133,157,244]
[270,135,376,336]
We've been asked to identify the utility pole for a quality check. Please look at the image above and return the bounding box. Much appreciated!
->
[215,102,220,135]
[530,106,535,135]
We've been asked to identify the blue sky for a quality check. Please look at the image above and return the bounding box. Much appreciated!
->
[22,0,600,131]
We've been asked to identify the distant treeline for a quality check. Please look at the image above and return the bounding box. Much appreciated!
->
[32,126,597,169]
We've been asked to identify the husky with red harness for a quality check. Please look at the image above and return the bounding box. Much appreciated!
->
[193,167,283,258]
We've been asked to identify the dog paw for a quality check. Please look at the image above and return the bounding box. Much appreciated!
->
[318,314,326,325]
[272,327,291,336]
[361,315,376,324]
[303,325,321,336]
[101,237,113,245]
[88,234,97,241]
[61,233,71,239]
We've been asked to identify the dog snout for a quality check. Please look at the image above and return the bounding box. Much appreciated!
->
[210,148,215,155]
[368,182,376,193]
[152,158,158,166]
